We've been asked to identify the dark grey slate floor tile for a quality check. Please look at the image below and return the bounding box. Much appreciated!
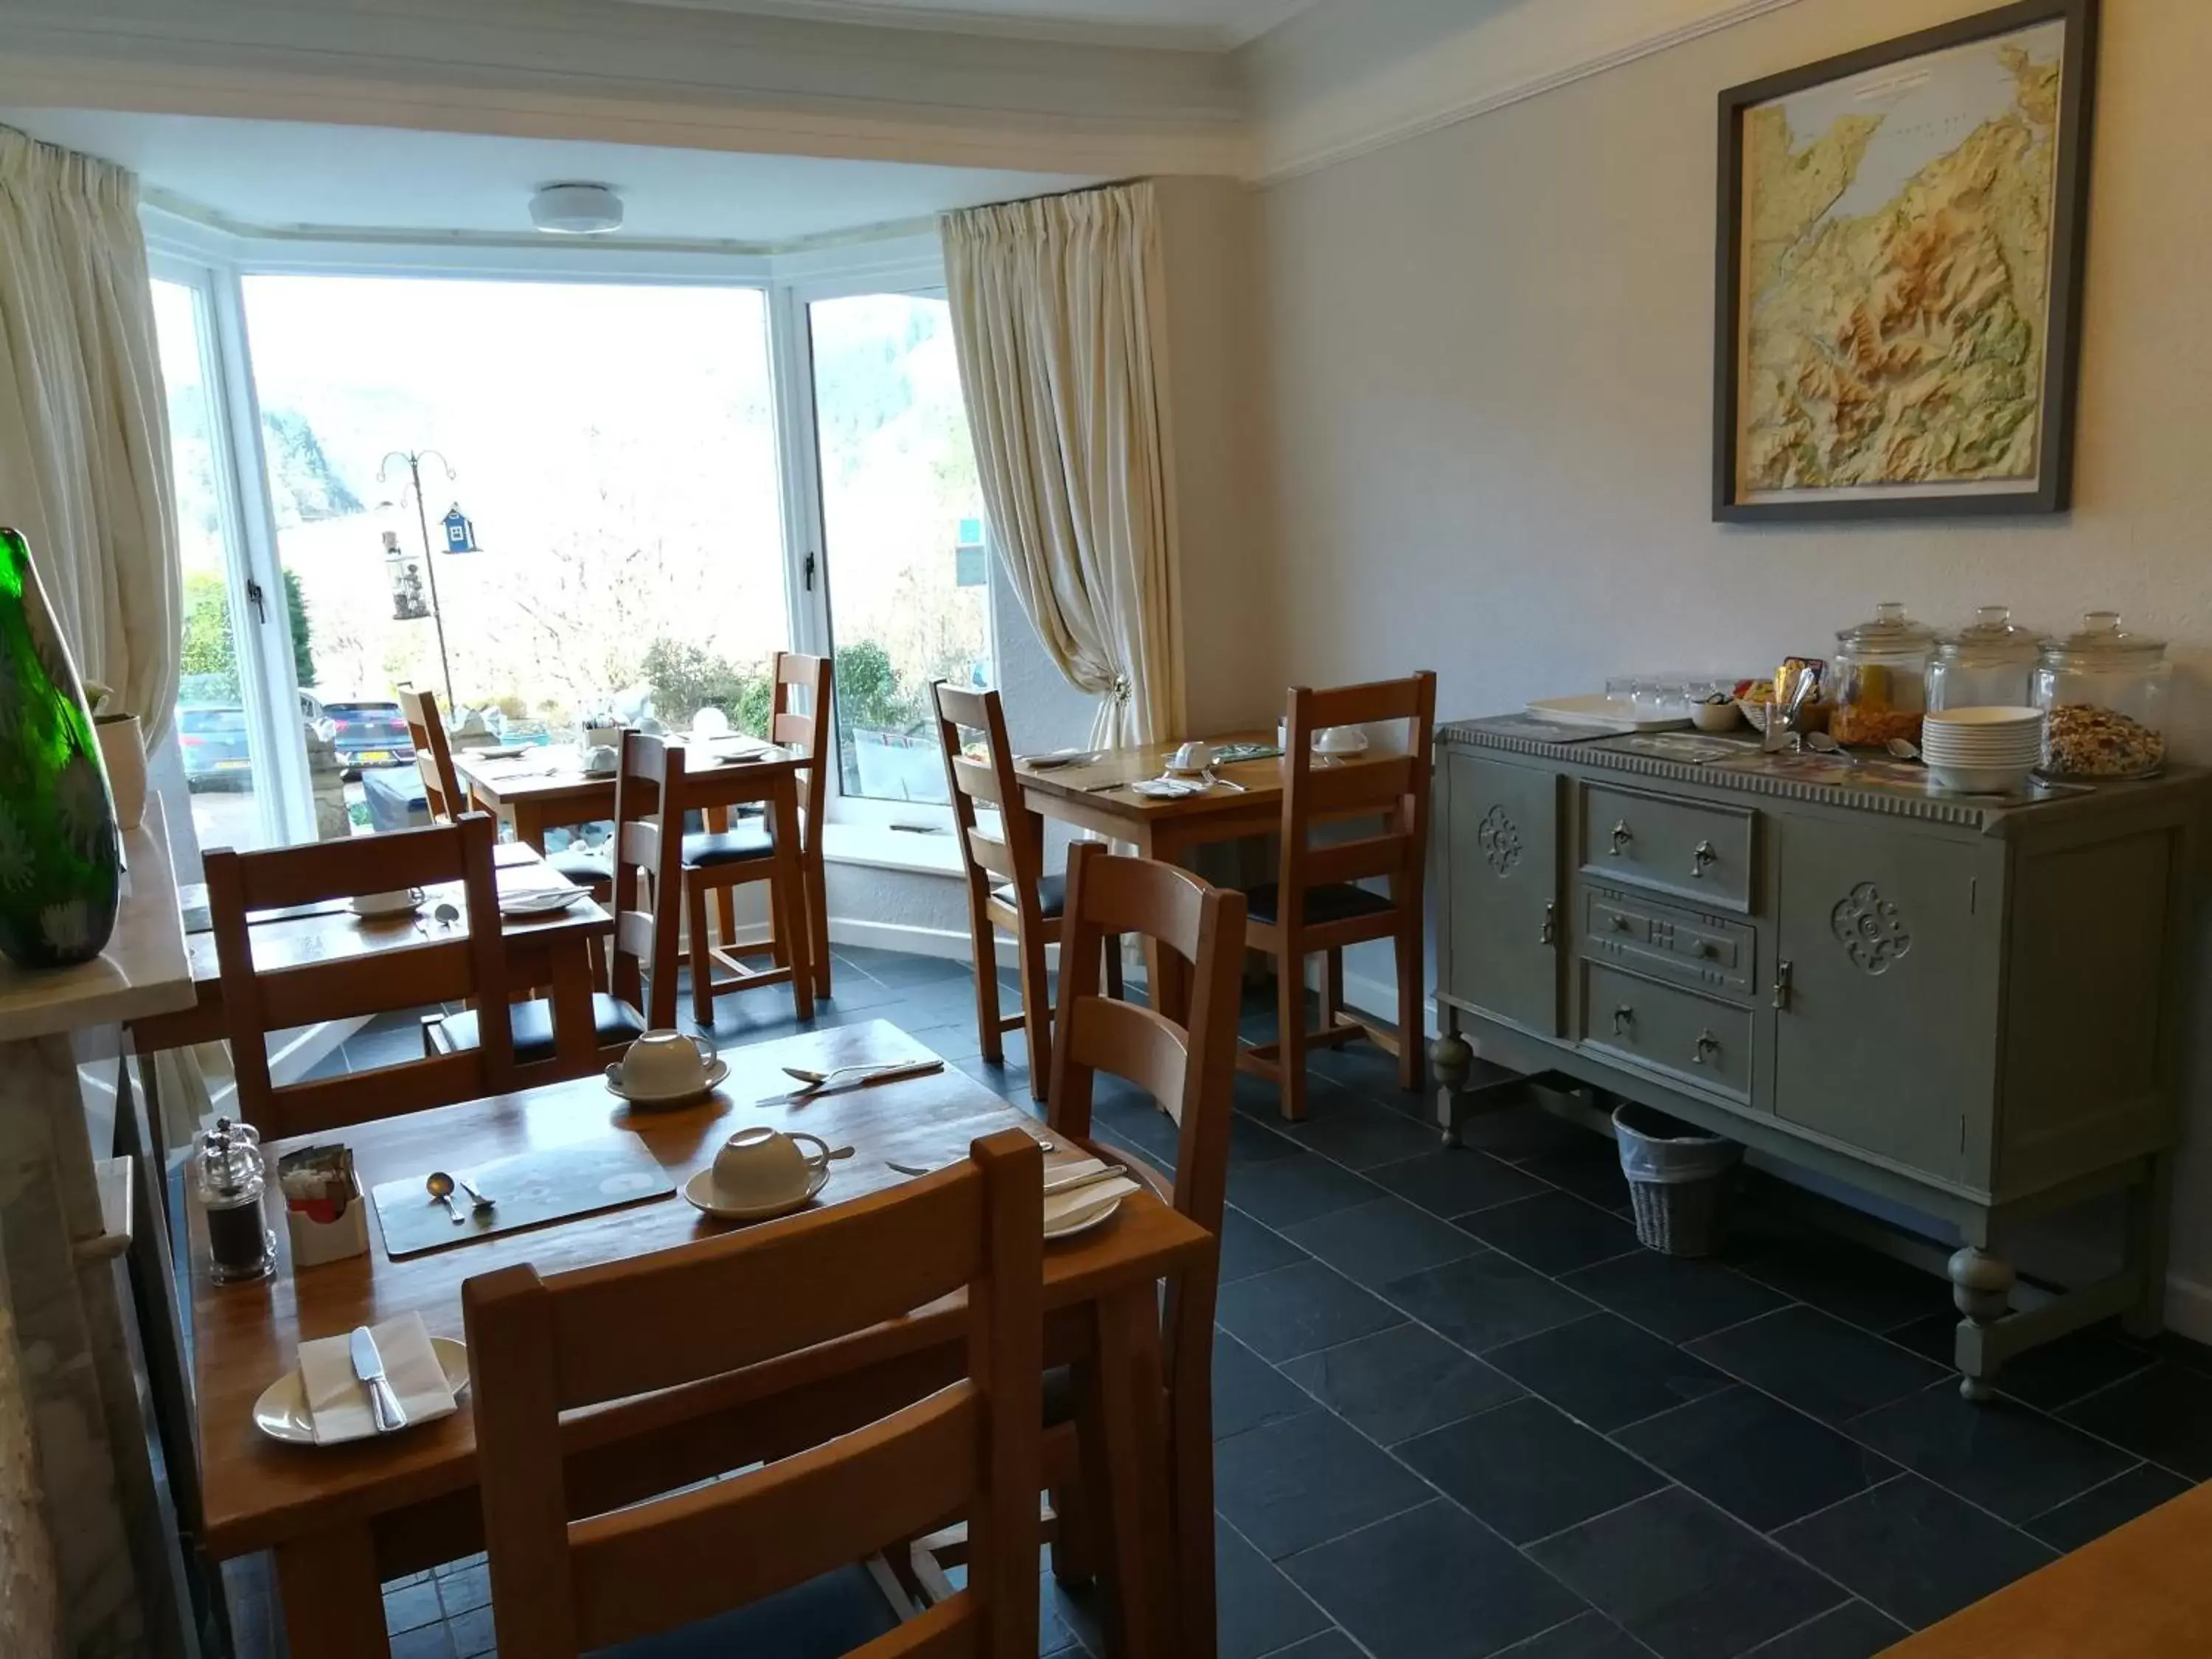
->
[1739,1601,1907,1659]
[384,1580,442,1635]
[1220,1205,1310,1286]
[2025,1463,2192,1553]
[1530,1487,1846,1659]
[1485,1312,1728,1432]
[2140,1329,2212,1377]
[387,1627,451,1659]
[1262,1632,1363,1659]
[445,1607,494,1659]
[1887,1313,2159,1415]
[1381,1251,1596,1355]
[1303,1041,1426,1108]
[1283,1197,1487,1289]
[1216,1516,1334,1659]
[1398,1396,1665,1545]
[1731,1233,1951,1335]
[1458,1192,1641,1276]
[1213,1408,1433,1560]
[1686,1307,1950,1425]
[1847,1384,2138,1524]
[1230,1152,1382,1229]
[1281,1322,1523,1447]
[1775,1474,2053,1630]
[1216,1259,1407,1363]
[1281,1500,1587,1659]
[1283,1094,1444,1170]
[1616,1388,1895,1534]
[1559,1248,1790,1344]
[1214,1329,1315,1441]
[1456,1098,1604,1164]
[1368,1149,1548,1218]
[1489,1613,1649,1658]
[2061,1360,2212,1479]
[1518,1145,1633,1214]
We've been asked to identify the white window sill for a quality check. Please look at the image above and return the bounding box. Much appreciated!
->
[821,821,965,878]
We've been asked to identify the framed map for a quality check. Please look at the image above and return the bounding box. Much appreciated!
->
[1714,0,2099,521]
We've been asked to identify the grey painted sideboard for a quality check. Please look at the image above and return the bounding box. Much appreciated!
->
[1428,717,2208,1397]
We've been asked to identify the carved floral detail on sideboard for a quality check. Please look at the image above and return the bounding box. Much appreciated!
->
[1832,881,1912,975]
[1477,805,1522,876]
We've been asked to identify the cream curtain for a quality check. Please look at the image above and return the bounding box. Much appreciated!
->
[0,126,178,748]
[943,181,1183,748]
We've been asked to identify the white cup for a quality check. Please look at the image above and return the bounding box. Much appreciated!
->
[712,1127,834,1210]
[1313,726,1369,755]
[1170,740,1214,773]
[350,887,424,917]
[582,744,620,776]
[616,1030,720,1098]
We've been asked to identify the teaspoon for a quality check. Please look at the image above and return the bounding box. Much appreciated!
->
[1885,737,1923,762]
[425,1171,469,1225]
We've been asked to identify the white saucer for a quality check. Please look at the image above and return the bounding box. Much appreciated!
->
[253,1337,470,1446]
[1045,1191,1124,1241]
[499,888,587,917]
[605,1057,730,1106]
[682,1165,830,1221]
[1130,778,1203,799]
[473,744,529,761]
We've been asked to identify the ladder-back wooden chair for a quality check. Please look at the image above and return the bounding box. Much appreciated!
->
[464,1129,1043,1659]
[1240,671,1436,1121]
[662,732,814,1026]
[933,683,1121,1102]
[1038,839,1245,1659]
[397,686,466,824]
[773,650,835,1001]
[204,813,515,1140]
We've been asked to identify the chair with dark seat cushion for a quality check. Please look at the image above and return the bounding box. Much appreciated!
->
[549,845,612,887]
[680,822,773,867]
[1238,672,1436,1121]
[435,992,647,1066]
[933,683,1121,1101]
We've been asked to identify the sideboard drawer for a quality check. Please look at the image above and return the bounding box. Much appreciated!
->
[1579,961,1754,1102]
[1580,883,1756,1001]
[1581,783,1755,912]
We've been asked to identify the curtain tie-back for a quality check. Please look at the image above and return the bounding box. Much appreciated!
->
[1110,674,1132,705]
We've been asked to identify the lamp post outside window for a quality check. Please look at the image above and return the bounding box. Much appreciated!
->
[377,448,480,713]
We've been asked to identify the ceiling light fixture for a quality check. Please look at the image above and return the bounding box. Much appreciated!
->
[529,182,624,235]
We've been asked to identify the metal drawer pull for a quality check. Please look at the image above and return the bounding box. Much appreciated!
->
[1691,839,1717,877]
[1612,1005,1635,1035]
[1692,1031,1720,1065]
[1609,820,1633,855]
[1772,960,1794,1012]
[1610,913,1632,932]
[1540,900,1557,946]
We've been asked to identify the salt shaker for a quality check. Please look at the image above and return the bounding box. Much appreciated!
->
[195,1116,275,1284]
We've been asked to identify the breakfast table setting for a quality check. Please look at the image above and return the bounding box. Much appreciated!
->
[184,1017,1202,1659]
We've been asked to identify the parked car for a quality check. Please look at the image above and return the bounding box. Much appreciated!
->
[178,704,254,791]
[322,700,416,774]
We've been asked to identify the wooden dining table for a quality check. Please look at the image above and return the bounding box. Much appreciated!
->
[449,734,804,853]
[187,1018,1210,1659]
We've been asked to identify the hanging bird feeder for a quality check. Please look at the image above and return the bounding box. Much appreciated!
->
[441,504,479,554]
[384,529,431,621]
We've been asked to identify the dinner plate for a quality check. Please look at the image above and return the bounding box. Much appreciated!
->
[1130,779,1204,799]
[254,1337,470,1446]
[471,744,529,761]
[1045,1191,1124,1242]
[604,1058,731,1106]
[499,888,588,917]
[681,1166,830,1222]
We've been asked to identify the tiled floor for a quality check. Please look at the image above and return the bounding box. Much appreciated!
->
[235,944,2212,1659]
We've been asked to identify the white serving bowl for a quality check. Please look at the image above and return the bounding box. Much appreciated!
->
[1928,763,2036,795]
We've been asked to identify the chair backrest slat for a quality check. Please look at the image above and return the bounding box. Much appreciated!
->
[466,1130,1043,1659]
[772,650,833,825]
[611,731,682,1026]
[206,814,513,1138]
[398,687,465,824]
[1279,673,1437,919]
[932,683,1042,924]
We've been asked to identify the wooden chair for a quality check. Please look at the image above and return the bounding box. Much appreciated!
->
[397,686,465,824]
[464,1128,1043,1659]
[204,813,515,1141]
[661,732,814,1027]
[1037,839,1245,1659]
[932,682,1121,1102]
[1239,672,1437,1121]
[773,650,835,1001]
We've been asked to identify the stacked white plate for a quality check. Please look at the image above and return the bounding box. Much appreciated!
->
[1920,706,2045,793]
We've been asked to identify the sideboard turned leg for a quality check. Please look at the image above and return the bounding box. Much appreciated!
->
[2124,1152,2175,1339]
[1430,1034,1475,1147]
[1948,1245,2017,1402]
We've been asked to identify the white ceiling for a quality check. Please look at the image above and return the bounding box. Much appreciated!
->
[0,108,1102,246]
[613,0,1316,49]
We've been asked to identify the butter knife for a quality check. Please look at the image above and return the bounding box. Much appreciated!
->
[350,1326,406,1434]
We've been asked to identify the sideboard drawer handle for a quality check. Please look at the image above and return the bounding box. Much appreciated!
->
[1609,820,1633,855]
[1540,901,1557,946]
[1691,839,1717,877]
[1692,1031,1720,1065]
[1612,1005,1635,1036]
[1773,960,1794,1012]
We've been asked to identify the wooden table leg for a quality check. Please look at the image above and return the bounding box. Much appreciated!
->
[548,939,598,1074]
[1076,1284,1175,1659]
[512,802,549,856]
[275,1523,392,1659]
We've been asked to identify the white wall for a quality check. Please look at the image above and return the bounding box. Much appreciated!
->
[1249,0,2212,1315]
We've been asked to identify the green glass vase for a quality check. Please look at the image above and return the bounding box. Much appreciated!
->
[0,527,119,969]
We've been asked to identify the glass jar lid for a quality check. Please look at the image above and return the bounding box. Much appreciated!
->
[2039,610,2166,666]
[1936,605,2041,666]
[1836,601,1937,653]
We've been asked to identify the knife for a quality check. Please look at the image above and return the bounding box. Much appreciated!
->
[758,1058,945,1106]
[350,1326,406,1434]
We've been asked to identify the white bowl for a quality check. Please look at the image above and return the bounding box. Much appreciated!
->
[1924,706,2045,730]
[1929,763,2036,795]
[1922,741,2045,765]
[1922,733,2045,757]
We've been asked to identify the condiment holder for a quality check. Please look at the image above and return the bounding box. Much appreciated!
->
[195,1117,275,1284]
[606,1030,727,1105]
[278,1144,369,1269]
[351,886,424,917]
[684,1127,836,1220]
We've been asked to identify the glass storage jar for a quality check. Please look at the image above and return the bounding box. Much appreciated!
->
[195,1116,274,1284]
[1830,602,1937,748]
[1928,605,2042,712]
[2034,612,2170,779]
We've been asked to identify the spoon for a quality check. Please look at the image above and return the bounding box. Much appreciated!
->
[783,1062,918,1093]
[425,1171,469,1225]
[1885,737,1924,762]
[454,1174,496,1213]
[1801,731,1861,765]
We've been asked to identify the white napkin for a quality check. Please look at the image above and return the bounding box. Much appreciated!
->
[299,1312,456,1445]
[1045,1158,1141,1232]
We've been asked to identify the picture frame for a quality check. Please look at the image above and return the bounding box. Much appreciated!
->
[1714,0,2099,522]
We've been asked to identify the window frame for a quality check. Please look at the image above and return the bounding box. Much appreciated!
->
[141,211,985,839]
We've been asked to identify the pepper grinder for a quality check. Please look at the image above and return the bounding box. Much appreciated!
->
[195,1116,275,1284]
